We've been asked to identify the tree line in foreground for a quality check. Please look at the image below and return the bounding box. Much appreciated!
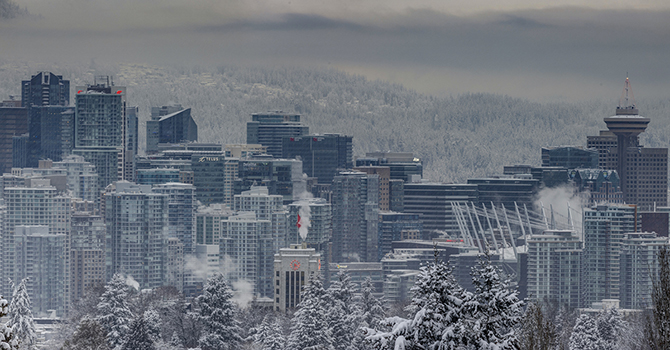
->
[2,248,670,349]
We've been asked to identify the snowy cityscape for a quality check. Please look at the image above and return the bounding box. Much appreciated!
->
[3,0,670,349]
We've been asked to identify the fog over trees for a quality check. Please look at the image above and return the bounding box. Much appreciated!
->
[2,60,670,182]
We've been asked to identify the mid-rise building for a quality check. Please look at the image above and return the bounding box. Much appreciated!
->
[526,229,582,309]
[136,168,180,185]
[403,183,478,237]
[247,112,308,158]
[220,212,273,298]
[195,204,233,245]
[273,244,321,311]
[569,169,623,206]
[354,166,391,211]
[224,144,267,158]
[619,232,669,309]
[282,133,353,184]
[467,175,540,208]
[234,186,289,254]
[288,198,332,249]
[70,212,106,304]
[14,225,66,316]
[581,204,638,307]
[541,146,599,169]
[355,152,423,182]
[377,212,423,261]
[235,158,303,204]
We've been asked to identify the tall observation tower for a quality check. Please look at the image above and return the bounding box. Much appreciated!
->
[603,77,650,197]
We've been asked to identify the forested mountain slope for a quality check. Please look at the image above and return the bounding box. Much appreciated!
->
[1,60,669,182]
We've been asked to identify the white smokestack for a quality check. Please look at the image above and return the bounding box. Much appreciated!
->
[296,192,313,242]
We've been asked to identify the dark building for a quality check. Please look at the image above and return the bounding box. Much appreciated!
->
[503,165,568,189]
[389,179,405,212]
[541,146,599,169]
[640,211,669,237]
[234,158,302,204]
[191,155,226,205]
[354,166,391,210]
[12,134,28,169]
[331,171,379,263]
[569,169,623,206]
[247,112,308,157]
[21,72,71,167]
[403,183,478,236]
[356,152,423,182]
[146,106,197,154]
[282,133,353,184]
[586,78,668,211]
[467,176,540,208]
[0,101,28,173]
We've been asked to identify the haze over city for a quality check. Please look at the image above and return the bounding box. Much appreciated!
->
[2,0,670,100]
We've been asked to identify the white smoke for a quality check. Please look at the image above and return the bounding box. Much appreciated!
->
[534,185,587,237]
[296,191,313,242]
[231,280,254,308]
[125,275,140,290]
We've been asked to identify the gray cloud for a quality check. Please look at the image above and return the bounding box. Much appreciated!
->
[1,3,670,100]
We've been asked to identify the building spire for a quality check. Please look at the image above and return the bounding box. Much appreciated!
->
[616,74,638,115]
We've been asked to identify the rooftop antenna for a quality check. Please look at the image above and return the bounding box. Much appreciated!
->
[617,74,638,115]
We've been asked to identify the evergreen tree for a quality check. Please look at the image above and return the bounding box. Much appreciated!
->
[519,302,557,350]
[366,256,471,350]
[286,273,335,350]
[6,278,36,349]
[61,318,111,350]
[0,294,16,350]
[646,246,670,350]
[193,273,242,350]
[252,315,285,350]
[596,308,625,350]
[121,315,156,350]
[96,273,135,349]
[143,309,162,343]
[328,270,360,350]
[569,314,602,350]
[353,277,385,350]
[460,252,524,350]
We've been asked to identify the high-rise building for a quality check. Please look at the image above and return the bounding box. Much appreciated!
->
[14,225,67,316]
[403,182,478,236]
[102,181,169,289]
[526,229,582,309]
[587,78,668,211]
[220,212,273,297]
[273,244,321,311]
[619,232,669,309]
[234,186,289,254]
[331,171,379,262]
[191,155,238,205]
[0,100,28,173]
[282,134,353,184]
[146,106,197,154]
[354,166,391,211]
[70,212,106,304]
[247,112,308,158]
[54,155,100,204]
[467,176,540,208]
[153,183,196,254]
[581,204,638,307]
[21,72,72,167]
[1,180,72,313]
[73,78,131,190]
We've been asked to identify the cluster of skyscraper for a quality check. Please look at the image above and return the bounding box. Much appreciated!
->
[0,73,667,316]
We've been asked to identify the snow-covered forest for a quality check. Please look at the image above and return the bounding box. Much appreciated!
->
[2,60,670,183]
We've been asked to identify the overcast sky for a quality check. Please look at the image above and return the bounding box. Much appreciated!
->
[2,0,670,101]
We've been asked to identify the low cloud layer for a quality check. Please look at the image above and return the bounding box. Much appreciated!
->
[2,1,670,100]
